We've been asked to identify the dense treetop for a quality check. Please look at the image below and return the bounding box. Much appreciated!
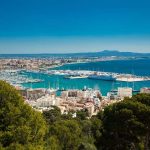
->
[0,81,47,149]
[0,80,150,150]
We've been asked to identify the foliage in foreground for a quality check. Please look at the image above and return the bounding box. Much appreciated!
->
[100,94,150,150]
[0,81,150,150]
[0,81,46,149]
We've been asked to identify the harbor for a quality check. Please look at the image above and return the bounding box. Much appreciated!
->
[45,69,150,82]
[0,57,150,115]
[0,58,150,96]
[0,70,43,86]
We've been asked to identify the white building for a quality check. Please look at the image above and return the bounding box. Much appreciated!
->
[93,98,101,106]
[85,102,95,117]
[61,88,101,101]
[140,87,150,94]
[36,94,61,108]
[117,87,132,99]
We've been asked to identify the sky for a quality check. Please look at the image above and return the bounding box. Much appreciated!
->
[0,0,150,54]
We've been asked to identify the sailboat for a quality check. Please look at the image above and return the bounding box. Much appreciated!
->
[47,82,58,94]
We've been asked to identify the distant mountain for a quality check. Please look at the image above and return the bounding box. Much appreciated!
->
[96,50,150,57]
[65,50,150,57]
[72,50,150,57]
[0,50,150,58]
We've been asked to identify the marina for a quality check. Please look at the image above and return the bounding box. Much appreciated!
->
[0,70,43,86]
[0,59,150,96]
[45,69,150,82]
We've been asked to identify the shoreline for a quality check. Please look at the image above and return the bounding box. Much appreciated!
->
[47,57,135,70]
[0,58,150,96]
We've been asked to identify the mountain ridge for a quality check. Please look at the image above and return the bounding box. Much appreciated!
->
[0,50,150,58]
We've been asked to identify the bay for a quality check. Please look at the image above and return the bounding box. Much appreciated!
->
[22,59,150,96]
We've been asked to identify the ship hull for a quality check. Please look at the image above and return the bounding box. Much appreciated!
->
[88,75,116,81]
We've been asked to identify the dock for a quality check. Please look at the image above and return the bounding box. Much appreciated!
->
[45,69,150,82]
[111,89,140,93]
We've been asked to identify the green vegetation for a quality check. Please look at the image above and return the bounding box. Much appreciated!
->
[0,81,46,149]
[0,81,150,150]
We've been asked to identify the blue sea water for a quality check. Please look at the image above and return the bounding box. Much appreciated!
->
[22,59,150,96]
[53,59,150,76]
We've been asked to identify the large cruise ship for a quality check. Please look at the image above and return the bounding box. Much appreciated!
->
[88,74,116,81]
[64,75,88,79]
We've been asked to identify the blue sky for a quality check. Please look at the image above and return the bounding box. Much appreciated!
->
[0,0,150,53]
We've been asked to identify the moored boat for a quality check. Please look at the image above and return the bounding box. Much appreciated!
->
[88,74,116,81]
[64,75,88,79]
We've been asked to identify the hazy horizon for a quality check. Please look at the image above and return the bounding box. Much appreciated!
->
[0,49,150,55]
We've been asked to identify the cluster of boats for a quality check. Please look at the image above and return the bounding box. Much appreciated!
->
[64,74,116,81]
[0,70,43,85]
[46,70,150,82]
[1,69,150,92]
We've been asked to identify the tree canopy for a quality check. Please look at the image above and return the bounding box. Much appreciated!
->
[0,80,150,150]
[100,94,150,150]
[0,81,46,149]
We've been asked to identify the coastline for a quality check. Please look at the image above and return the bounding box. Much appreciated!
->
[0,58,150,96]
[48,57,134,70]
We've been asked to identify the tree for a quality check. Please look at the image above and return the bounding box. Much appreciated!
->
[45,136,61,150]
[43,106,61,124]
[78,142,97,150]
[90,117,102,147]
[48,120,82,150]
[0,81,46,148]
[132,93,150,149]
[132,93,150,106]
[76,109,89,120]
[100,98,150,150]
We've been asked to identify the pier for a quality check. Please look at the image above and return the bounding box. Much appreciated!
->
[111,89,140,93]
[46,69,150,82]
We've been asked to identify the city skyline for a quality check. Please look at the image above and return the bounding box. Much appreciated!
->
[0,0,150,54]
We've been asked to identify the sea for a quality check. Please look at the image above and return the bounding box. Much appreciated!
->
[22,58,150,96]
